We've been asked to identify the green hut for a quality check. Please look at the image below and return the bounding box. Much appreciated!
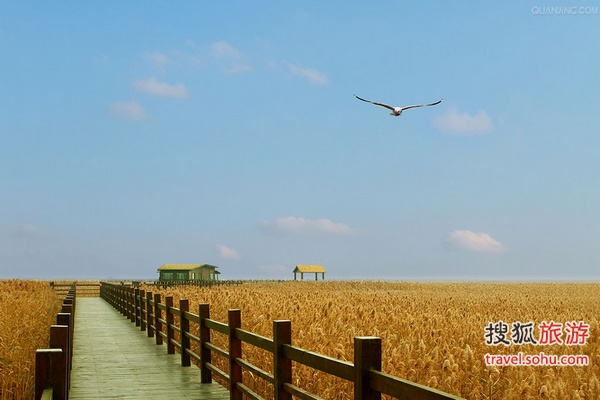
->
[157,264,220,281]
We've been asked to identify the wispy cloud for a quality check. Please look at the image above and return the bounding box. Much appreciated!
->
[216,244,241,261]
[212,41,242,60]
[434,107,492,135]
[443,230,504,253]
[285,62,329,85]
[144,51,170,72]
[261,216,356,235]
[211,40,251,74]
[132,77,189,98]
[109,100,146,120]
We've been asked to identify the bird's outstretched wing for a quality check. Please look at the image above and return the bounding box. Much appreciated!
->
[400,98,444,112]
[353,94,396,112]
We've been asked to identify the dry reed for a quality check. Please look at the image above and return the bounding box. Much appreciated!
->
[142,281,600,400]
[0,280,62,400]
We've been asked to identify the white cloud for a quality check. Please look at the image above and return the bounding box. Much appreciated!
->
[212,41,242,60]
[211,41,251,74]
[132,77,188,98]
[261,216,356,235]
[286,63,329,85]
[434,107,492,135]
[144,51,170,73]
[109,100,146,120]
[217,244,241,261]
[145,51,169,66]
[443,230,504,253]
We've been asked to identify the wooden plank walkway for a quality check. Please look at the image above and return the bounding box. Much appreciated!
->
[69,297,229,399]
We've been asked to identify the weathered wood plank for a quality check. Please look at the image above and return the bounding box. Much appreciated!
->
[69,298,229,399]
[369,370,464,400]
[235,327,274,352]
[237,382,263,400]
[205,318,229,334]
[235,357,274,384]
[283,344,354,381]
[283,382,324,400]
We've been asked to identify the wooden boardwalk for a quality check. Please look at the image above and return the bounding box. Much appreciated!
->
[69,297,229,400]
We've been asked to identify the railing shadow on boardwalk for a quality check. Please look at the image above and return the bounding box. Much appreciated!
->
[100,282,464,400]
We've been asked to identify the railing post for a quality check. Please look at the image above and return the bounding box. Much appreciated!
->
[103,283,109,305]
[121,286,126,316]
[273,320,292,400]
[63,296,75,327]
[56,313,72,380]
[49,325,69,399]
[199,303,212,383]
[166,296,175,354]
[125,287,131,319]
[134,288,140,325]
[60,304,74,373]
[180,299,190,366]
[120,286,127,315]
[228,309,242,400]
[140,289,146,331]
[129,287,136,322]
[146,291,153,338]
[154,293,163,345]
[35,349,65,400]
[354,337,382,400]
[120,286,126,316]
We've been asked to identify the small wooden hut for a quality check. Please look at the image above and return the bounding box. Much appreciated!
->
[157,264,220,281]
[293,264,326,281]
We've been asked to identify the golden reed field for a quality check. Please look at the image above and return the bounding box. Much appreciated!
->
[0,280,62,400]
[142,281,600,399]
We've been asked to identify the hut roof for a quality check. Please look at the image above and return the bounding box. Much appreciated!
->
[156,264,219,272]
[294,264,325,273]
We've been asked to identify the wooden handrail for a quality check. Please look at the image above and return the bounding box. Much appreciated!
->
[50,281,100,298]
[35,285,76,400]
[99,282,463,400]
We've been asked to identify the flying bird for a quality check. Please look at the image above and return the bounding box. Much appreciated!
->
[354,94,443,116]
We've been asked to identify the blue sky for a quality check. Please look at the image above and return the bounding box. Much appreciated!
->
[1,2,599,280]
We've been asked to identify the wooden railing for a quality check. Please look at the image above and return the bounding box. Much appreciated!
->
[35,284,76,400]
[100,282,463,400]
[140,279,244,289]
[50,281,101,297]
